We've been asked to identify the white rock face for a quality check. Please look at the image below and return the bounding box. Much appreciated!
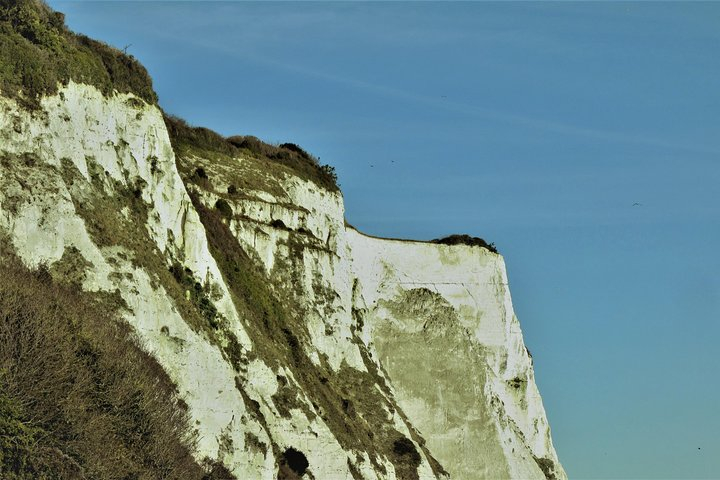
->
[0,82,564,479]
[346,231,566,480]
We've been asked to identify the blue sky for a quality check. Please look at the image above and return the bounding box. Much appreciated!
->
[49,1,720,477]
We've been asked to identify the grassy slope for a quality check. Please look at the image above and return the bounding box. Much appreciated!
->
[0,256,223,479]
[0,0,156,109]
[165,114,340,193]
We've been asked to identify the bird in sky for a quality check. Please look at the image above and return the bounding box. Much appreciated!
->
[632,202,642,206]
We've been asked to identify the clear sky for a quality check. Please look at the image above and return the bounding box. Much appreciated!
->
[48,1,720,478]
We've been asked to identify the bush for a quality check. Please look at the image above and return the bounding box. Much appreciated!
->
[215,198,233,220]
[278,143,311,160]
[169,261,220,330]
[533,456,557,480]
[431,234,498,253]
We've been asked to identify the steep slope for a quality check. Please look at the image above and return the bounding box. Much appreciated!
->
[0,2,565,478]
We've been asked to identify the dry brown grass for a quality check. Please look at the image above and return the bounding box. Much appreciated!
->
[0,256,224,479]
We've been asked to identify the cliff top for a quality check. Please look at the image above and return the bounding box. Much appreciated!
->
[165,114,340,193]
[345,224,499,254]
[0,0,156,109]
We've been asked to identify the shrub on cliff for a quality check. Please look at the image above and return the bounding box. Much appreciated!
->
[0,0,156,109]
[431,234,498,253]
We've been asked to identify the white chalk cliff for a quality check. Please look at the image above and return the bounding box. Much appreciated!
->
[0,80,565,479]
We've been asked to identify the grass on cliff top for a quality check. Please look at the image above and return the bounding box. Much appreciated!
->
[165,113,340,193]
[0,0,156,110]
[0,255,235,479]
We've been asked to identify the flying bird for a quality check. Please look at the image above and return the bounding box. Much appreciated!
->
[632,202,642,206]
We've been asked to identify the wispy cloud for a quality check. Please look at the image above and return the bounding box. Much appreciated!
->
[156,27,720,156]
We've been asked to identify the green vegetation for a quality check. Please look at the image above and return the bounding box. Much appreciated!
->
[534,456,558,480]
[0,0,156,110]
[165,114,339,192]
[0,256,223,479]
[170,262,220,329]
[215,198,233,221]
[431,234,498,253]
[508,376,527,389]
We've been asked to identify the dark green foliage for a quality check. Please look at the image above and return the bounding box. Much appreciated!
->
[0,257,213,479]
[318,164,338,187]
[533,456,557,480]
[215,198,233,220]
[0,0,157,109]
[195,167,208,179]
[431,234,498,253]
[508,376,526,389]
[169,261,220,329]
[165,114,235,156]
[278,143,310,158]
[165,114,339,192]
[224,333,246,372]
[392,437,422,467]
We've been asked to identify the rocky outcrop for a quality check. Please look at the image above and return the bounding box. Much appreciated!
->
[0,76,564,479]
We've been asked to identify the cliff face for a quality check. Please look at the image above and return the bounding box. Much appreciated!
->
[0,50,564,480]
